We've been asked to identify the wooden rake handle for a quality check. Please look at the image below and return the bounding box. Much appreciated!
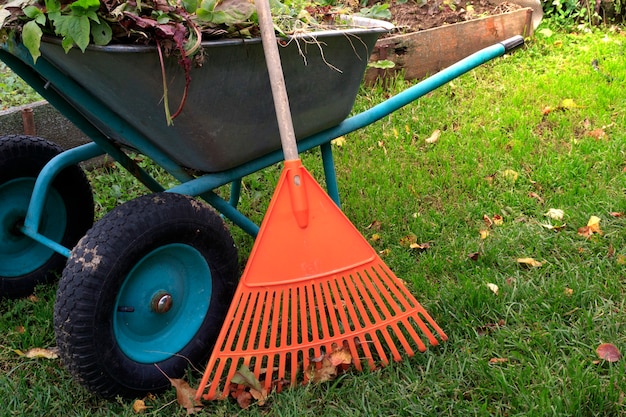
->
[256,0,299,162]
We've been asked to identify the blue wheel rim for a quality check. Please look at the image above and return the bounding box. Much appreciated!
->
[0,178,66,277]
[113,243,213,363]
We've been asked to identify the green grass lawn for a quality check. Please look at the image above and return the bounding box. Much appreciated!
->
[1,21,625,416]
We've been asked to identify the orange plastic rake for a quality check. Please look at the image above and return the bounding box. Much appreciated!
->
[195,0,447,401]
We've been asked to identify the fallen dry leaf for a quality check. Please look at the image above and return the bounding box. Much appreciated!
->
[528,192,544,203]
[609,212,623,218]
[578,215,602,238]
[409,242,431,251]
[230,365,268,406]
[487,283,499,295]
[306,345,352,384]
[492,214,503,226]
[169,378,203,415]
[489,357,509,364]
[379,248,391,256]
[564,287,574,296]
[517,258,544,268]
[617,255,626,265]
[479,229,489,239]
[545,208,564,220]
[399,234,418,247]
[467,252,480,261]
[16,347,59,359]
[502,169,519,182]
[476,320,506,336]
[331,136,346,147]
[596,343,621,363]
[425,129,441,144]
[371,233,381,242]
[586,128,607,140]
[483,214,494,228]
[132,399,148,414]
[366,220,382,230]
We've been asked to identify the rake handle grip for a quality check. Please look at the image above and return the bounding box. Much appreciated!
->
[256,0,299,162]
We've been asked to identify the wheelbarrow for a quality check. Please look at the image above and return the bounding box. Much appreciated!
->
[0,13,523,398]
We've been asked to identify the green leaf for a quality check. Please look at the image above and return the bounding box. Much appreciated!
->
[61,35,74,52]
[181,0,198,13]
[70,0,101,13]
[23,6,47,25]
[22,20,42,63]
[90,19,111,45]
[86,10,100,23]
[53,14,90,51]
[44,0,61,14]
[200,0,217,12]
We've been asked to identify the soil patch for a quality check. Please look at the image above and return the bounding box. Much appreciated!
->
[386,0,524,33]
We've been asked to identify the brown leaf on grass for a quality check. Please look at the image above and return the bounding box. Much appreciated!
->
[399,234,417,247]
[169,378,203,415]
[489,357,509,364]
[14,325,25,334]
[409,242,431,251]
[485,172,497,184]
[492,214,503,226]
[578,215,602,238]
[366,220,382,230]
[132,399,148,414]
[486,283,499,295]
[306,345,352,384]
[517,257,544,268]
[545,208,564,220]
[425,129,441,144]
[230,365,268,406]
[596,343,621,363]
[467,252,480,261]
[483,215,493,228]
[476,320,505,336]
[586,128,607,140]
[371,233,381,242]
[528,192,544,203]
[609,212,624,218]
[16,347,59,359]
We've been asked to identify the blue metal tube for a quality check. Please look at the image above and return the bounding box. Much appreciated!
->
[320,142,341,207]
[20,142,104,256]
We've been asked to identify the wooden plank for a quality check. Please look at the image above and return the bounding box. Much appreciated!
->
[365,7,533,84]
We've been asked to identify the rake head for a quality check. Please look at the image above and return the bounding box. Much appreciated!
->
[195,161,447,401]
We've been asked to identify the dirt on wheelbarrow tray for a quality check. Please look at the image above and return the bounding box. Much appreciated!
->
[381,0,524,33]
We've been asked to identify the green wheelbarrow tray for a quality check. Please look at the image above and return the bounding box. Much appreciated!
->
[36,16,393,173]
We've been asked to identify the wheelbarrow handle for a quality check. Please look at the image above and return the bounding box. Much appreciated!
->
[501,35,525,53]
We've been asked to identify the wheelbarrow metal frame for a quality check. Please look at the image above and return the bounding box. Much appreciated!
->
[0,36,521,257]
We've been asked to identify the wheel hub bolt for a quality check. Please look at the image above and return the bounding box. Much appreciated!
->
[151,291,173,313]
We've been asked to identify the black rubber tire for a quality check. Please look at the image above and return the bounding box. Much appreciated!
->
[54,193,239,398]
[0,135,94,299]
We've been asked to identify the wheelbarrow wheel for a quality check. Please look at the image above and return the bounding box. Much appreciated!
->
[54,193,239,398]
[0,135,94,299]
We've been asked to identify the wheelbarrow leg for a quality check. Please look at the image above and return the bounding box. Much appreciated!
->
[320,142,341,208]
[229,179,242,209]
